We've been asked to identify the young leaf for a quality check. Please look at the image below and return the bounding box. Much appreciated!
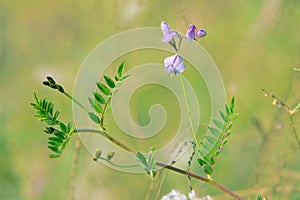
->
[59,122,67,133]
[208,127,220,137]
[104,76,115,88]
[48,137,63,144]
[118,61,125,77]
[49,154,60,158]
[96,82,111,95]
[202,164,213,175]
[212,119,224,130]
[93,92,106,104]
[67,122,72,133]
[54,131,66,140]
[230,96,235,113]
[88,97,103,113]
[197,158,208,166]
[136,152,148,166]
[120,74,130,81]
[88,112,101,124]
[48,145,61,154]
[225,104,230,115]
[219,111,228,122]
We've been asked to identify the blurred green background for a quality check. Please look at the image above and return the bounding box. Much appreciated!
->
[1,0,300,199]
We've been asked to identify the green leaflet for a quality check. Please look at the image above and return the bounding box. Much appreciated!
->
[198,97,237,175]
[104,75,115,88]
[88,97,103,113]
[88,112,101,124]
[118,61,125,77]
[96,82,111,95]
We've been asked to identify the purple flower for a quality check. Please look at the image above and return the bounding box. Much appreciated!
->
[196,29,206,38]
[161,21,179,43]
[164,55,186,74]
[186,24,206,41]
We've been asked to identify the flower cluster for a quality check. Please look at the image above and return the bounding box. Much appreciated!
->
[161,189,213,200]
[161,21,206,75]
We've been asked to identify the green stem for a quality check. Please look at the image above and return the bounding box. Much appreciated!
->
[74,128,135,153]
[97,157,139,168]
[177,36,183,52]
[75,128,243,199]
[179,74,201,150]
[289,116,300,147]
[63,91,89,113]
[156,162,244,200]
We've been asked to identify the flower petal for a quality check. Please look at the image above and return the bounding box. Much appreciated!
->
[196,29,206,38]
[186,24,197,41]
[161,31,177,42]
[164,55,186,75]
[161,21,171,35]
[173,56,186,74]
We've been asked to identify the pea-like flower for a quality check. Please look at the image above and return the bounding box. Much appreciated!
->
[164,54,186,75]
[161,21,179,43]
[186,24,206,41]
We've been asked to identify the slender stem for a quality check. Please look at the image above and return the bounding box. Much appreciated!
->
[156,162,244,200]
[69,137,82,200]
[75,128,243,199]
[179,74,201,150]
[289,116,300,147]
[97,157,139,168]
[63,91,89,113]
[100,95,111,127]
[74,128,135,153]
[177,36,183,52]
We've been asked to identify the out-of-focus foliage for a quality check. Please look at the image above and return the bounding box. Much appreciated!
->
[1,0,300,199]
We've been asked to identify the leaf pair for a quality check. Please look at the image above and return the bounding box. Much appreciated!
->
[136,147,157,179]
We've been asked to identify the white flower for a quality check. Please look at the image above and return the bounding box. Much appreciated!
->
[161,190,187,200]
[161,189,213,200]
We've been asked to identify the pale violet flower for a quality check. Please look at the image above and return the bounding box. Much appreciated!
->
[161,21,179,43]
[164,55,186,74]
[161,190,187,200]
[186,24,206,41]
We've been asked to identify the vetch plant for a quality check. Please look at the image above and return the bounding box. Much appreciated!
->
[31,21,269,200]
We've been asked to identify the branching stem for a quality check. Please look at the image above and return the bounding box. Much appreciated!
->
[75,128,243,199]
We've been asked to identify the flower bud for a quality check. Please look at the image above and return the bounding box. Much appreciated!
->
[106,151,115,160]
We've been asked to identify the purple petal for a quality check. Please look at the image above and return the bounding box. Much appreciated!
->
[161,31,177,43]
[186,24,197,41]
[161,21,171,36]
[173,55,186,74]
[164,55,186,74]
[196,29,206,38]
